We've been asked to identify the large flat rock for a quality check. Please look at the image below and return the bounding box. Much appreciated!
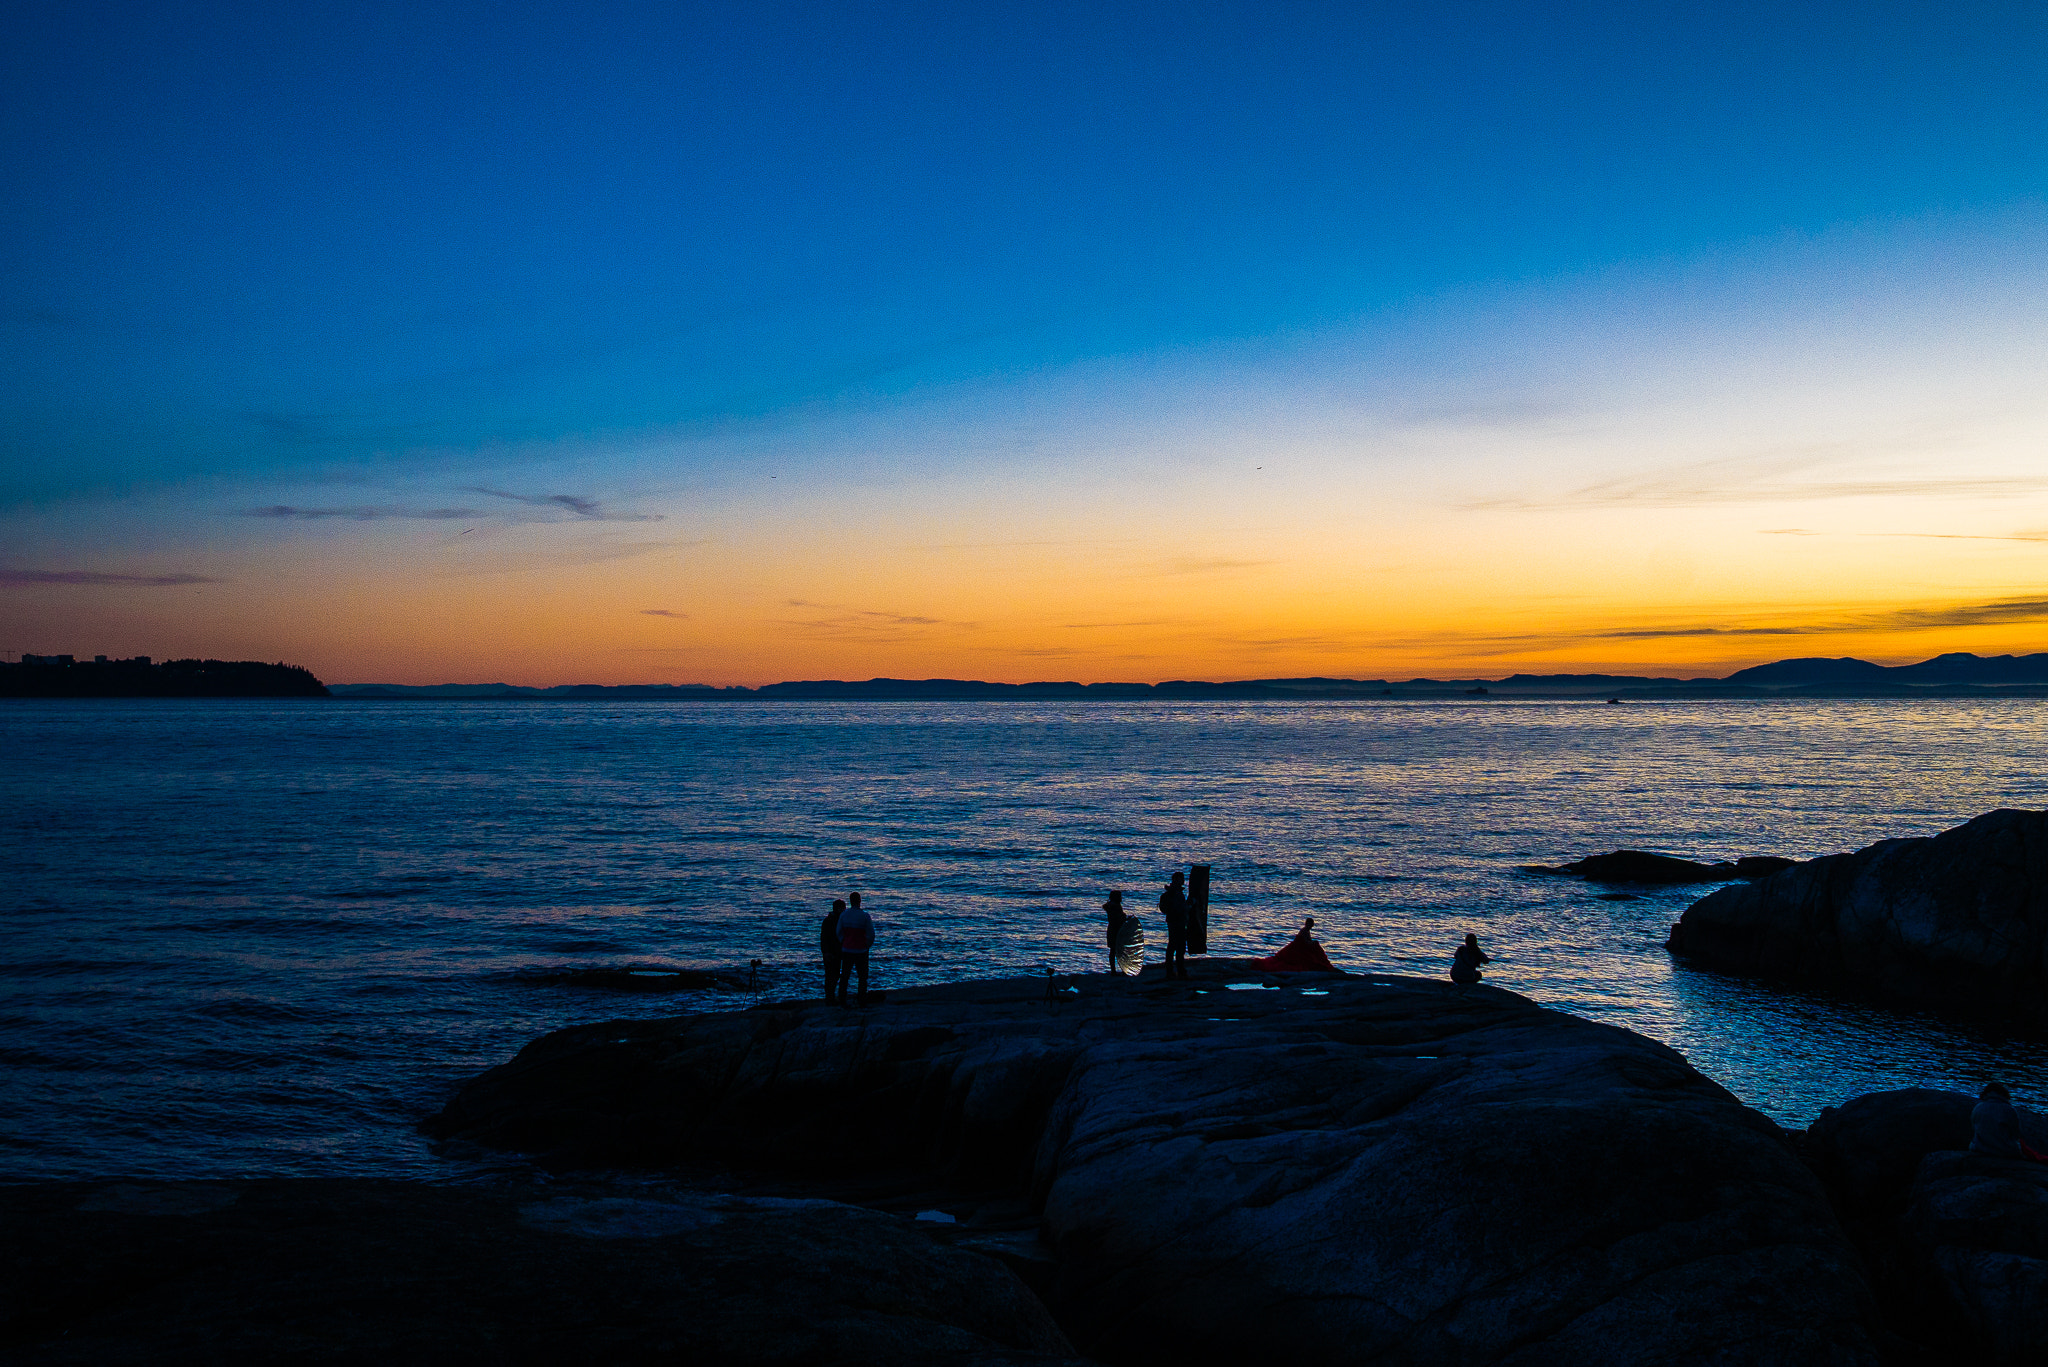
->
[429,961,1885,1365]
[1669,808,2048,1026]
[0,1178,1083,1365]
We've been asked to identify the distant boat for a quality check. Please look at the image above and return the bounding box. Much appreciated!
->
[1607,697,1623,704]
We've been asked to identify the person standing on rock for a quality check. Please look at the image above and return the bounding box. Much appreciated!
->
[1103,890,1127,974]
[836,891,875,1005]
[1159,872,1190,980]
[1450,933,1489,986]
[821,899,845,1001]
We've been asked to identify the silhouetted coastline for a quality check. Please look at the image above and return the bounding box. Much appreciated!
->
[0,656,328,698]
[325,650,2048,701]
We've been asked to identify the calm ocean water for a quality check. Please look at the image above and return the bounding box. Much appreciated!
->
[4,696,2048,1182]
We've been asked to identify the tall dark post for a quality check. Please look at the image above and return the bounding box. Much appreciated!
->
[1188,864,1211,954]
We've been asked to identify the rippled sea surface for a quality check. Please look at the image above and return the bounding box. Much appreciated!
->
[6,696,2048,1181]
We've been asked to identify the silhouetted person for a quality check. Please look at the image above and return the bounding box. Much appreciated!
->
[1159,872,1190,980]
[1971,1081,2048,1162]
[1450,933,1489,985]
[1252,917,1338,973]
[836,891,874,1005]
[821,899,845,1001]
[1104,890,1127,973]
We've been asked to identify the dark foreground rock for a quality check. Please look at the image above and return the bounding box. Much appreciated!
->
[429,961,1885,1365]
[0,1178,1083,1365]
[1668,809,2048,1027]
[1802,1089,2048,1365]
[1521,850,1796,883]
[1905,1151,2048,1363]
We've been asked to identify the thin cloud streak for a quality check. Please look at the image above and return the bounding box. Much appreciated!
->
[243,505,479,520]
[640,608,689,618]
[1,569,219,586]
[780,599,973,639]
[465,488,664,522]
[1474,594,2048,647]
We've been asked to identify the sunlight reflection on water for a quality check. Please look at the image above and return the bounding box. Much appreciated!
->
[4,696,2048,1179]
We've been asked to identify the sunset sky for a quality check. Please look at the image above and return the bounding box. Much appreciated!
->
[4,2,2047,685]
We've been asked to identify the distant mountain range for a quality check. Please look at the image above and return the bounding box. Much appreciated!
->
[329,651,2048,700]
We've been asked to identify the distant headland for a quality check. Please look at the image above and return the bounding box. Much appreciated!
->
[0,656,329,698]
[328,651,2048,701]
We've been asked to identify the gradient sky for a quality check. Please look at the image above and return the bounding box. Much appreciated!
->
[5,1,2047,684]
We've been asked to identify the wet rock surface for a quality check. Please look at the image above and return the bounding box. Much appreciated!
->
[429,961,1884,1365]
[0,1178,1083,1365]
[1522,850,1796,883]
[1668,809,2048,1026]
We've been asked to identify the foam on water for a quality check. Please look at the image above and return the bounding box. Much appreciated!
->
[4,695,2048,1180]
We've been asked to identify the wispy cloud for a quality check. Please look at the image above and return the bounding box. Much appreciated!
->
[781,599,971,639]
[640,608,689,619]
[1480,594,2048,646]
[465,488,664,522]
[1059,620,1169,630]
[1761,528,1820,536]
[1,569,218,587]
[243,505,478,520]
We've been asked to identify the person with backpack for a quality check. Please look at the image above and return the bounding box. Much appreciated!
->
[835,891,875,1005]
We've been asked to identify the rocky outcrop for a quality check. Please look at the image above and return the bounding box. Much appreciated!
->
[1667,809,2048,1026]
[429,961,1885,1365]
[1522,850,1795,883]
[0,1178,1083,1365]
[1802,1089,2048,1363]
[1904,1151,2048,1364]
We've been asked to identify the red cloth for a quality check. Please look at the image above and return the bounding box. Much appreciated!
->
[1252,934,1337,973]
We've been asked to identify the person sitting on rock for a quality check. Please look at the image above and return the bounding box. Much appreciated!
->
[1450,933,1489,986]
[1251,917,1338,973]
[1970,1082,2048,1162]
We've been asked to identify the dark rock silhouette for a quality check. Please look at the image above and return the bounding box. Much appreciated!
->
[1667,809,2048,1026]
[1904,1151,2048,1363]
[0,657,328,698]
[0,1179,1081,1364]
[1801,1089,2048,1362]
[1522,850,1796,883]
[428,963,1884,1365]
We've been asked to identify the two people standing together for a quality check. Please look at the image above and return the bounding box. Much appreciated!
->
[1102,870,1195,978]
[820,893,875,1005]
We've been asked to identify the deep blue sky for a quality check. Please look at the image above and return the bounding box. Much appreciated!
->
[7,1,2045,501]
